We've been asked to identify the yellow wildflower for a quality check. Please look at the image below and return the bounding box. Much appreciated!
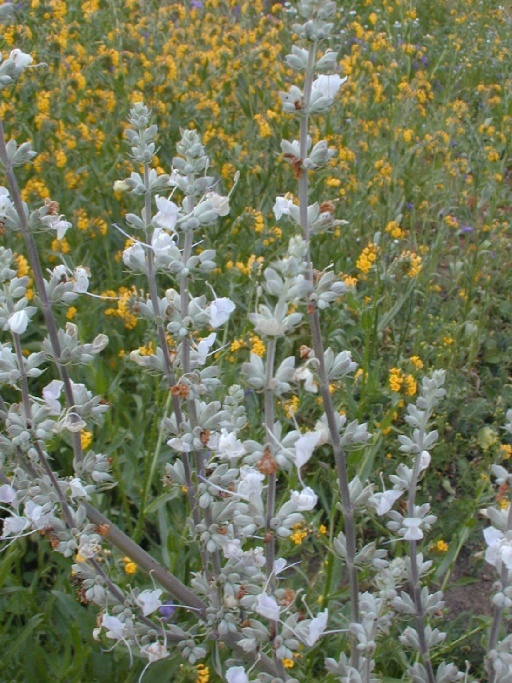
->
[81,431,93,450]
[356,242,379,275]
[250,334,266,357]
[389,367,404,393]
[122,557,137,574]
[196,663,210,683]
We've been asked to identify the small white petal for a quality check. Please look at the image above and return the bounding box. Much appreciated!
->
[226,667,249,683]
[7,310,28,335]
[255,592,280,621]
[294,430,322,469]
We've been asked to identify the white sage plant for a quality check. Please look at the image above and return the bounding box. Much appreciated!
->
[0,2,511,682]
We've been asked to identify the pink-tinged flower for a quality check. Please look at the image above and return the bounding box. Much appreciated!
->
[226,666,249,683]
[255,592,280,621]
[144,641,169,663]
[7,310,28,335]
[294,430,322,469]
[304,610,328,646]
[154,196,179,231]
[209,297,235,328]
[312,74,347,98]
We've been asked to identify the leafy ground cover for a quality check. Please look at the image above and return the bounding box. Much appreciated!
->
[1,0,512,681]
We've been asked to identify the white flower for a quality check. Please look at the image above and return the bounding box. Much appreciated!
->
[484,527,512,570]
[7,310,29,335]
[294,366,318,393]
[43,380,64,414]
[194,332,217,365]
[401,517,423,541]
[220,538,243,560]
[369,489,403,516]
[154,195,179,231]
[0,484,16,505]
[68,477,90,500]
[237,466,265,499]
[168,170,185,188]
[273,196,294,220]
[274,558,287,575]
[113,179,129,193]
[304,610,328,646]
[78,539,101,559]
[41,214,72,240]
[291,486,318,511]
[217,428,246,461]
[209,297,235,328]
[418,450,431,472]
[226,666,249,683]
[73,267,90,293]
[255,592,280,621]
[24,501,54,530]
[312,74,347,98]
[294,430,322,469]
[0,186,11,213]
[2,514,29,538]
[167,436,193,453]
[152,228,176,256]
[205,191,230,216]
[101,614,126,640]
[137,589,163,616]
[9,49,33,69]
[122,241,145,269]
[144,641,169,663]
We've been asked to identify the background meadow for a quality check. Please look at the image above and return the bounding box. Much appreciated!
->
[1,0,512,680]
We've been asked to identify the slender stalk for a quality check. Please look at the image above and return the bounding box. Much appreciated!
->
[298,43,361,668]
[263,336,277,582]
[11,332,32,420]
[406,411,435,683]
[0,118,84,464]
[261,335,287,680]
